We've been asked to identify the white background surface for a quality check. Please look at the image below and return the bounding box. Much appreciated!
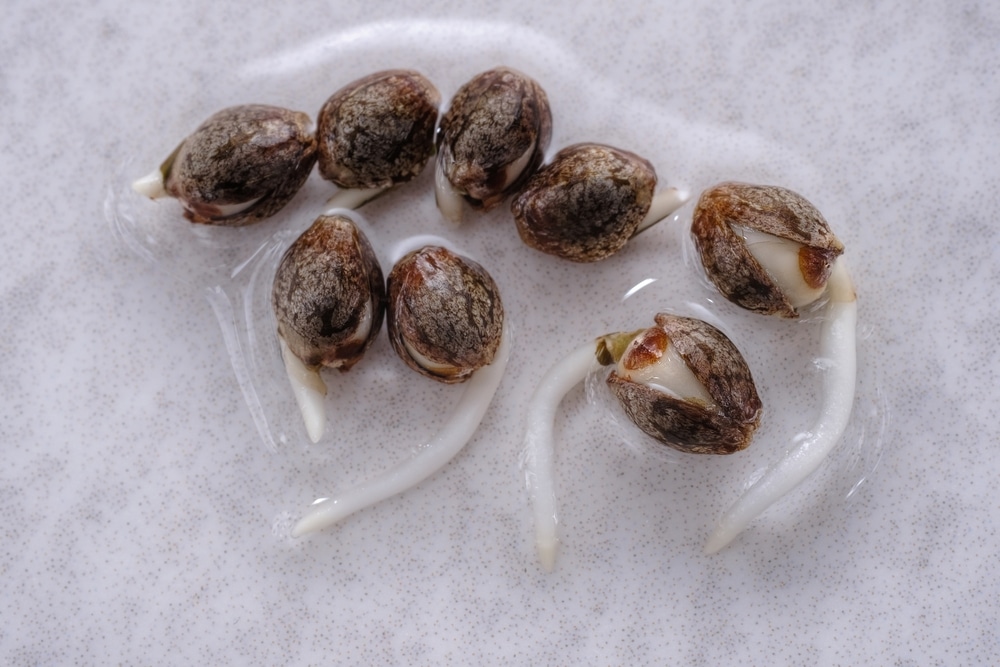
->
[3,1,998,664]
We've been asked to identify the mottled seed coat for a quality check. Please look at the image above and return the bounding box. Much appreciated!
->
[437,67,552,211]
[387,246,504,384]
[512,143,657,262]
[602,314,762,454]
[271,214,386,370]
[162,104,317,226]
[691,182,844,317]
[317,70,441,190]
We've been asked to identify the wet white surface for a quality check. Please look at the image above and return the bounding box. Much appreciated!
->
[2,1,998,664]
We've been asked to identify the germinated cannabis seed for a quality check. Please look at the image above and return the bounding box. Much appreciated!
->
[512,143,658,262]
[387,246,504,384]
[158,104,317,226]
[317,69,441,191]
[272,213,386,371]
[600,313,761,454]
[692,183,859,553]
[691,182,845,317]
[437,67,552,211]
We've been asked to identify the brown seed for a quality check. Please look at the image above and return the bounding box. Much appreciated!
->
[161,104,317,226]
[317,70,441,191]
[512,143,657,262]
[691,182,844,317]
[271,214,386,370]
[601,313,761,454]
[387,246,504,383]
[437,67,552,211]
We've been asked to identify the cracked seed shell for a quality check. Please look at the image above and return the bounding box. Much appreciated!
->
[600,313,762,454]
[691,182,845,317]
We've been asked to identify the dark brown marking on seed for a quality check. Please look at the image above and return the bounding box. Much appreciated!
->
[437,67,552,211]
[799,244,839,289]
[386,246,504,384]
[271,214,386,370]
[620,327,668,372]
[317,70,441,191]
[163,105,317,227]
[512,143,656,262]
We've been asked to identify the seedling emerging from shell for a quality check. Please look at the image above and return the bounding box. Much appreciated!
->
[291,243,508,537]
[512,143,688,262]
[691,181,857,553]
[523,313,760,571]
[435,67,552,223]
[132,105,317,226]
[317,70,441,209]
[271,213,386,443]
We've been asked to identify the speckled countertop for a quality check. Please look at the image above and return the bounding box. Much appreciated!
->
[3,1,998,664]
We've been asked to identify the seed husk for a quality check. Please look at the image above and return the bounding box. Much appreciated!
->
[387,246,504,383]
[317,69,441,192]
[151,104,317,226]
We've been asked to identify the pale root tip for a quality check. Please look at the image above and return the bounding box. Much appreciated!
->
[636,187,690,234]
[131,170,167,199]
[279,338,328,443]
[702,530,733,555]
[524,341,601,572]
[325,185,388,212]
[290,512,322,538]
[434,160,465,224]
[303,402,326,444]
[538,539,558,572]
